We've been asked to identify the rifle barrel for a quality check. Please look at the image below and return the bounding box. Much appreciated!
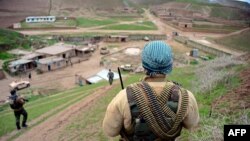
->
[118,67,124,89]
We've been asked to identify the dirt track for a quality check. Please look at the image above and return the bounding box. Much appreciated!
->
[2,84,115,141]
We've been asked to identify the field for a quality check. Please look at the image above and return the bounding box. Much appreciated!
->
[76,18,117,28]
[100,21,157,30]
[210,5,250,20]
[213,29,250,52]
[192,23,245,33]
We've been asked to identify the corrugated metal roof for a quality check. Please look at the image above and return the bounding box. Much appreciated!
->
[76,47,90,52]
[38,56,64,64]
[36,43,74,55]
[86,69,119,84]
[86,75,103,84]
[9,59,33,67]
[96,69,119,81]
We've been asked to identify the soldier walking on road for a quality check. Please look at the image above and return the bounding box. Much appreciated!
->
[9,90,29,130]
[107,69,114,85]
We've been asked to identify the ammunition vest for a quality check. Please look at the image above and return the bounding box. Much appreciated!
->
[121,81,189,141]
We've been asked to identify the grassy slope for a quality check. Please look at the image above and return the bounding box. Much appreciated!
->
[210,5,250,20]
[214,29,250,52]
[0,29,30,60]
[61,64,249,140]
[1,64,247,140]
[0,81,106,137]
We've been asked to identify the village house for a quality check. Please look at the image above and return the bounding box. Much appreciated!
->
[21,52,44,61]
[177,18,193,28]
[36,56,66,72]
[8,59,35,73]
[36,43,76,59]
[25,16,56,23]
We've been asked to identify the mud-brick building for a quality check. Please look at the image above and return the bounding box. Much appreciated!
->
[37,56,66,72]
[21,53,44,61]
[105,35,128,42]
[75,47,92,59]
[36,43,76,59]
[177,18,193,28]
[8,59,35,73]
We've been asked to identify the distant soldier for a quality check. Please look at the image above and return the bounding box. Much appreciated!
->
[107,69,114,85]
[9,90,29,130]
[28,72,31,80]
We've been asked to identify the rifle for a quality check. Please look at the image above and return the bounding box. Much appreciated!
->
[117,67,124,90]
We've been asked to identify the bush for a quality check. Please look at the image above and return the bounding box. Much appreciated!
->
[190,59,199,65]
[193,56,244,93]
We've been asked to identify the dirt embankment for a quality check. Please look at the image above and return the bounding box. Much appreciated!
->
[214,54,250,113]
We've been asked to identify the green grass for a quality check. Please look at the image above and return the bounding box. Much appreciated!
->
[0,29,30,51]
[100,21,157,30]
[214,29,250,52]
[168,67,195,90]
[0,52,15,60]
[60,73,144,140]
[76,18,117,28]
[0,82,106,137]
[193,24,244,32]
[210,6,249,20]
[108,16,137,21]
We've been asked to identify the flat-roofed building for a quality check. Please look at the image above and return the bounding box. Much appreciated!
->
[37,56,66,72]
[36,43,76,59]
[26,16,56,23]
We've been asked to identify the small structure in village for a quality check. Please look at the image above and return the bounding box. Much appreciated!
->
[8,59,35,73]
[36,56,66,72]
[7,42,93,74]
[105,35,128,42]
[190,49,199,57]
[86,69,119,84]
[36,43,76,58]
[176,18,193,28]
[21,53,44,61]
[25,16,56,23]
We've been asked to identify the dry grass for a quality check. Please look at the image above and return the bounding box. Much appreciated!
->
[193,56,244,93]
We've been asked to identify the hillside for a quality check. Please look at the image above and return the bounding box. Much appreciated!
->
[0,29,30,60]
[214,29,250,52]
[1,0,250,27]
[0,56,249,140]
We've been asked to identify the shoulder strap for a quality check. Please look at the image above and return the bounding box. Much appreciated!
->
[126,81,189,140]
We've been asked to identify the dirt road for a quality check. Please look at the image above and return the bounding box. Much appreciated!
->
[0,44,103,102]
